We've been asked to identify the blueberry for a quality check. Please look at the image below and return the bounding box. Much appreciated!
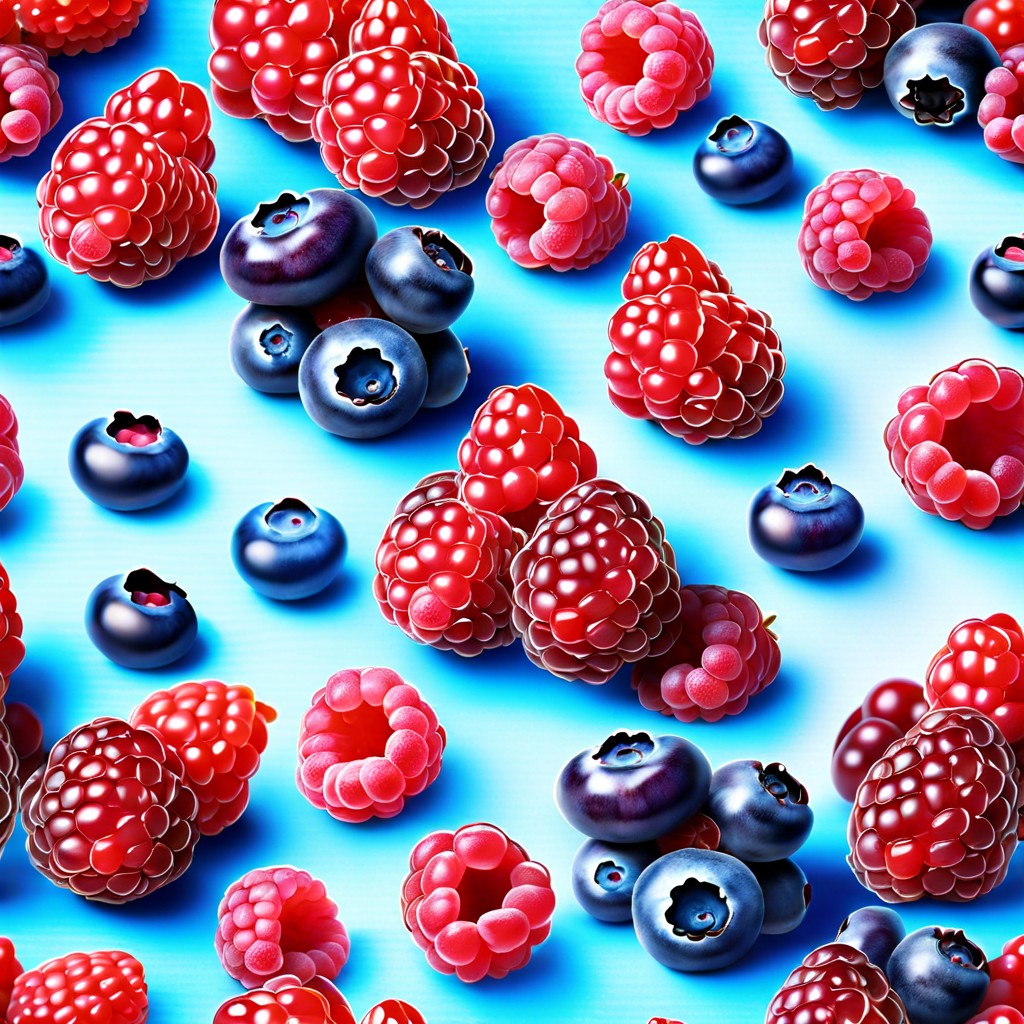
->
[887,927,990,1024]
[231,497,346,600]
[632,849,764,972]
[970,236,1024,329]
[415,328,470,408]
[692,116,793,205]
[748,464,864,572]
[298,318,428,439]
[69,411,189,511]
[365,227,474,334]
[0,234,49,329]
[555,730,712,844]
[85,568,198,669]
[229,304,319,394]
[220,189,377,306]
[836,906,906,971]
[705,760,813,862]
[749,859,811,935]
[571,838,659,923]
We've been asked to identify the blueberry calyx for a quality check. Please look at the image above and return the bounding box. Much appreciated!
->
[900,75,964,126]
[994,236,1024,263]
[106,411,162,447]
[595,860,628,892]
[259,324,293,356]
[935,929,987,970]
[0,234,21,261]
[594,730,656,768]
[758,762,808,805]
[264,497,318,538]
[334,346,398,406]
[776,464,832,503]
[709,115,756,155]
[666,878,732,939]
[252,192,310,237]
[125,567,185,607]
[415,227,472,275]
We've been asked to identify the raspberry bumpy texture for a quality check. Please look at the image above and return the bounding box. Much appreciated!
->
[0,719,17,863]
[884,357,1024,529]
[393,470,462,516]
[9,0,148,55]
[401,822,556,982]
[576,0,713,136]
[0,936,22,1021]
[980,45,1024,164]
[0,43,61,161]
[362,999,428,1024]
[213,974,356,1024]
[0,558,25,688]
[0,394,25,516]
[622,234,731,299]
[296,667,445,823]
[350,0,456,60]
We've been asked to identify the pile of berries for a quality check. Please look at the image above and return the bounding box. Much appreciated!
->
[4,0,148,54]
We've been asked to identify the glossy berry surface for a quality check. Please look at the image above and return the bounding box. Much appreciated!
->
[0,235,48,329]
[967,0,1024,51]
[213,974,356,1024]
[360,1000,427,1024]
[391,469,462,515]
[0,936,21,1020]
[982,936,1024,1012]
[0,43,60,161]
[621,234,730,299]
[570,837,659,922]
[836,906,907,970]
[979,47,1024,163]
[749,858,811,935]
[656,812,721,854]
[0,395,24,514]
[416,328,470,408]
[0,558,25,683]
[693,116,792,205]
[348,0,457,59]
[971,1008,1024,1024]
[11,0,148,54]
[230,303,319,393]
[970,234,1024,326]
[3,701,46,787]
[0,719,16,862]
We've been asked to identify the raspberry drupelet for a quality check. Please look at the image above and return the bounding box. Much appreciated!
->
[0,43,61,162]
[361,1000,428,1024]
[213,974,356,1024]
[0,395,24,517]
[9,0,148,55]
[393,470,461,516]
[349,0,456,60]
[979,45,1024,164]
[0,719,16,862]
[982,936,1024,1014]
[3,701,45,787]
[0,561,24,686]
[0,937,21,1021]
[621,235,731,300]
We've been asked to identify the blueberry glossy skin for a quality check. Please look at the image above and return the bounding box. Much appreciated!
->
[365,227,474,334]
[220,189,377,306]
[836,906,906,970]
[632,849,764,972]
[749,859,810,935]
[705,760,813,862]
[232,498,346,600]
[555,730,712,844]
[748,464,864,572]
[0,235,49,328]
[298,318,428,439]
[693,116,793,205]
[415,328,470,408]
[571,838,659,923]
[69,412,189,511]
[229,304,319,394]
[85,569,198,669]
[970,239,1024,328]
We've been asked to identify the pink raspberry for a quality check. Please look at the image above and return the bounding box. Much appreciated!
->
[798,168,932,300]
[0,43,60,161]
[621,234,731,300]
[10,0,148,55]
[486,133,631,271]
[216,865,350,989]
[576,0,713,135]
[980,44,1024,163]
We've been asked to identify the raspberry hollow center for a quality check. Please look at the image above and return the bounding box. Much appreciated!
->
[457,862,515,922]
[942,400,1024,472]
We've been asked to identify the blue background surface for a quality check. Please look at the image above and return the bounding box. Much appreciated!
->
[2,1,1024,1021]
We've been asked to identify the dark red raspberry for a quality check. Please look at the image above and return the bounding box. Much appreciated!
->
[979,45,1024,164]
[313,46,494,208]
[216,865,350,988]
[0,559,25,690]
[883,357,1024,529]
[798,168,932,300]
[213,974,356,1024]
[656,811,721,854]
[129,680,277,836]
[606,285,786,443]
[621,234,730,300]
[457,384,598,534]
[759,0,916,111]
[361,1000,427,1024]
[510,478,682,685]
[401,822,556,982]
[20,717,200,903]
[0,393,24,514]
[848,706,1021,902]
[632,584,780,722]
[350,0,456,60]
[3,701,46,786]
[0,43,60,161]
[0,936,21,1021]
[486,133,631,271]
[393,469,461,516]
[11,0,148,54]
[309,277,382,331]
[971,1008,1024,1024]
[0,719,16,863]
[0,3,18,42]
[649,1019,685,1024]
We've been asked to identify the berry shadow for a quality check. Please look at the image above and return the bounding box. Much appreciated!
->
[84,857,214,925]
[976,509,1024,536]
[742,159,817,214]
[253,564,360,616]
[781,532,888,585]
[196,806,269,870]
[853,245,956,320]
[98,464,212,525]
[140,628,216,680]
[2,645,64,726]
[0,482,46,541]
[6,283,74,342]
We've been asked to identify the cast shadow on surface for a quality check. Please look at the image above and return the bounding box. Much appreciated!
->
[0,482,46,541]
[259,565,361,616]
[99,464,212,525]
[781,532,888,585]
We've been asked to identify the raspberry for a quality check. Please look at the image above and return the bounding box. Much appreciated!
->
[0,393,24,515]
[213,974,356,1024]
[457,384,598,533]
[400,822,556,982]
[350,0,456,60]
[980,44,1024,163]
[216,865,350,988]
[313,46,494,208]
[129,680,277,836]
[486,133,631,271]
[2,701,45,786]
[0,937,21,1021]
[606,285,786,443]
[655,811,721,854]
[20,717,200,903]
[621,234,731,300]
[296,667,446,823]
[309,278,382,331]
[632,584,781,723]
[393,470,461,516]
[0,719,16,863]
[848,706,1021,902]
[0,43,60,161]
[758,0,916,111]
[9,0,147,54]
[361,1000,427,1024]
[510,478,682,685]
[798,168,932,300]
[0,559,25,692]
[972,1008,1024,1024]
[983,937,1024,1013]
[883,357,1024,529]
[7,951,147,1024]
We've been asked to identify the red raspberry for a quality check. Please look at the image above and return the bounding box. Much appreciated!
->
[486,133,631,271]
[758,0,916,111]
[798,168,932,300]
[309,278,382,331]
[350,0,456,60]
[216,865,350,988]
[457,384,598,534]
[621,234,731,300]
[0,3,18,42]
[0,560,25,694]
[0,393,24,514]
[972,1008,1024,1024]
[847,706,1021,902]
[0,719,16,863]
[19,716,200,903]
[0,937,22,1021]
[213,974,356,1024]
[361,1001,427,1024]
[967,0,1024,52]
[632,584,781,722]
[393,469,461,516]
[883,357,1024,529]
[655,811,721,854]
[313,46,494,208]
[3,700,45,786]
[0,43,60,161]
[606,285,786,443]
[981,43,1024,163]
[401,822,556,982]
[129,680,277,836]
[576,0,713,136]
[983,936,1024,1013]
[510,478,682,685]
[10,0,147,54]
[649,1019,685,1024]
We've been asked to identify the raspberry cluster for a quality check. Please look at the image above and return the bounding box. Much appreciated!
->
[0,718,16,862]
[0,43,60,161]
[0,937,21,1021]
[980,45,1024,164]
[0,395,23,516]
[213,974,356,1024]
[7,0,148,55]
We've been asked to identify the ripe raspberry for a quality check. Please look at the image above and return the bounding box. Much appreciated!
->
[980,43,1024,163]
[971,1008,1024,1024]
[655,811,721,854]
[0,719,16,862]
[606,285,786,443]
[10,0,147,55]
[0,559,25,687]
[982,936,1024,1013]
[632,584,781,723]
[213,974,356,1024]
[0,937,21,1021]
[0,3,18,42]
[350,0,456,60]
[20,717,200,903]
[313,46,494,208]
[0,393,24,515]
[296,666,446,823]
[798,168,932,300]
[510,478,682,685]
[401,822,556,982]
[216,865,350,988]
[621,234,730,300]
[486,133,631,271]
[393,470,461,516]
[361,1000,427,1024]
[759,0,916,111]
[0,43,60,161]
[457,384,598,534]
[848,706,1021,902]
[883,357,1024,529]
[309,277,382,331]
[3,701,45,786]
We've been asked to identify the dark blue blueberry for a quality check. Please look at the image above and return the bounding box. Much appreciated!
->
[229,303,319,393]
[365,227,474,334]
[693,116,793,205]
[298,318,427,439]
[836,906,906,970]
[571,838,659,923]
[632,849,764,972]
[970,237,1024,329]
[748,859,810,935]
[415,328,470,408]
[85,568,198,669]
[555,730,712,843]
[69,411,189,511]
[748,463,864,572]
[0,234,49,329]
